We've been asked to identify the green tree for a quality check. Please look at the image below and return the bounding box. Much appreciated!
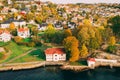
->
[44,24,56,42]
[108,15,120,37]
[89,38,100,49]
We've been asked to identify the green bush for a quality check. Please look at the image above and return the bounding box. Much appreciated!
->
[106,45,117,53]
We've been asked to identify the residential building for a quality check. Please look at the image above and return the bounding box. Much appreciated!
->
[87,58,96,67]
[44,48,66,61]
[17,27,30,38]
[0,30,11,42]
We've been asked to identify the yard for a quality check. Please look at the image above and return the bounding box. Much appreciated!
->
[2,41,32,63]
[0,42,9,47]
[9,45,51,63]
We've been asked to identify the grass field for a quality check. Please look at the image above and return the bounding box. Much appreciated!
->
[10,45,51,63]
[2,41,32,63]
[0,42,9,47]
[11,49,45,63]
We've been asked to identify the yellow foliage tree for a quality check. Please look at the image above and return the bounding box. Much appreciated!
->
[109,36,116,46]
[45,24,56,34]
[14,12,18,19]
[83,19,92,27]
[80,44,88,58]
[78,27,90,45]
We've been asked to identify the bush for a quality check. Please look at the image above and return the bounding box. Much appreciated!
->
[106,45,117,53]
[27,42,35,47]
[0,52,4,59]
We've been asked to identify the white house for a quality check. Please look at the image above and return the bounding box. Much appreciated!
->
[8,0,12,4]
[0,30,11,42]
[0,16,4,21]
[13,21,26,27]
[17,27,30,38]
[1,7,9,14]
[0,23,10,29]
[44,48,66,61]
[0,20,26,29]
[87,58,96,68]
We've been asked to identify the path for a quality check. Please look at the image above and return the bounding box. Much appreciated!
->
[4,48,37,64]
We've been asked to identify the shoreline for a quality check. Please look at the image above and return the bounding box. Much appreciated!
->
[0,61,120,72]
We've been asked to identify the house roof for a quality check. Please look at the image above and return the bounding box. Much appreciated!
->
[18,28,29,32]
[88,58,95,62]
[0,29,10,35]
[1,18,25,24]
[45,48,65,54]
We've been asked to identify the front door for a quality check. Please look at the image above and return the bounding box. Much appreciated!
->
[53,54,59,61]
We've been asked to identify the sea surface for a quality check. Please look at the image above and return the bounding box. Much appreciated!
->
[0,66,120,80]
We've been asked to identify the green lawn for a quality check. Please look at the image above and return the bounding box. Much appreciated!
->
[11,49,45,63]
[22,38,31,42]
[0,42,9,47]
[2,41,32,63]
[10,45,51,63]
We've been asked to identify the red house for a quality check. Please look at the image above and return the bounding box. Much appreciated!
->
[44,48,66,61]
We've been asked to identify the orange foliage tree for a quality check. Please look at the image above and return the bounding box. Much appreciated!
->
[64,29,72,37]
[63,36,79,62]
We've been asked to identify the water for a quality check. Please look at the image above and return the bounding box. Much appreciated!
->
[0,66,120,80]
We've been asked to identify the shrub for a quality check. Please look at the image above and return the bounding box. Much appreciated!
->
[27,42,35,47]
[106,45,117,53]
[0,52,4,59]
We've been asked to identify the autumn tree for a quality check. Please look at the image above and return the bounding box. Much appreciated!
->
[109,36,116,46]
[13,12,18,20]
[63,36,79,62]
[14,36,23,43]
[78,27,89,46]
[69,47,80,62]
[9,22,16,31]
[80,44,88,58]
[64,29,72,37]
[26,12,34,22]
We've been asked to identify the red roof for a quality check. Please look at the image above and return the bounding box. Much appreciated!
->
[88,58,95,62]
[18,28,29,32]
[0,29,10,35]
[45,48,65,54]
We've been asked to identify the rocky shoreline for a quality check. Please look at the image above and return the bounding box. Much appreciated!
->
[0,61,120,72]
[0,61,65,71]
